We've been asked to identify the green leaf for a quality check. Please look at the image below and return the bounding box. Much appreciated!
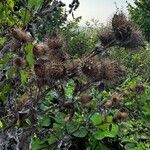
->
[7,0,14,10]
[55,112,66,124]
[28,0,43,10]
[90,113,103,126]
[47,134,57,145]
[20,9,32,24]
[93,130,105,140]
[25,43,35,67]
[64,80,75,98]
[93,124,119,140]
[31,137,45,150]
[73,126,88,138]
[0,120,3,128]
[106,116,113,123]
[104,124,119,138]
[143,114,150,124]
[20,69,29,84]
[143,103,150,114]
[66,121,79,134]
[0,37,6,45]
[39,116,51,127]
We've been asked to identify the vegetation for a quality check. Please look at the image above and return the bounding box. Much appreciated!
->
[0,0,150,150]
[128,0,150,41]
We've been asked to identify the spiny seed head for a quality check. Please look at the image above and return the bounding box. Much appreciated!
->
[65,59,82,77]
[112,12,127,29]
[34,63,46,78]
[82,57,103,80]
[46,32,64,49]
[33,43,48,57]
[98,29,116,47]
[48,49,69,62]
[111,92,123,107]
[112,12,132,42]
[102,59,124,81]
[113,111,128,122]
[11,28,33,43]
[14,57,25,67]
[80,93,93,105]
[120,29,145,51]
[45,61,66,80]
[104,100,113,108]
[11,38,22,51]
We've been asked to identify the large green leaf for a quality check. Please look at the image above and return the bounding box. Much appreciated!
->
[103,124,119,138]
[90,113,103,126]
[55,112,66,124]
[73,126,88,138]
[93,124,119,140]
[93,130,105,140]
[66,121,79,134]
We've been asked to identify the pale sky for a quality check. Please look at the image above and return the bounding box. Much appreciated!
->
[62,0,134,25]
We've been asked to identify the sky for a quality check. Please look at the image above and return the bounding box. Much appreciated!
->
[62,0,135,25]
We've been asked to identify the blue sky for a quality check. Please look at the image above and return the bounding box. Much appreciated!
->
[62,0,134,25]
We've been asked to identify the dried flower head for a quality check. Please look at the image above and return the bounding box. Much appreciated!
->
[102,59,124,81]
[120,29,145,51]
[111,12,145,50]
[112,12,132,42]
[46,32,64,49]
[65,59,82,77]
[80,93,93,105]
[45,61,66,80]
[104,100,113,108]
[82,57,104,81]
[34,63,46,78]
[11,28,33,43]
[48,49,69,62]
[111,92,123,107]
[33,43,48,57]
[14,57,26,67]
[98,29,116,47]
[11,38,22,51]
[113,111,128,122]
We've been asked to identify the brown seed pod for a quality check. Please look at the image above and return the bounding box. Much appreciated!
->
[65,58,82,77]
[34,63,46,78]
[11,38,22,51]
[82,57,104,81]
[104,100,113,108]
[45,32,64,49]
[48,49,69,62]
[113,111,128,122]
[33,43,48,57]
[98,29,116,47]
[11,28,33,43]
[112,12,132,42]
[80,93,93,105]
[111,92,123,107]
[45,61,66,80]
[14,57,26,67]
[120,29,145,51]
[102,59,124,81]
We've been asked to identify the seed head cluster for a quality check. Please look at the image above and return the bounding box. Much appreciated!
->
[98,12,145,50]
